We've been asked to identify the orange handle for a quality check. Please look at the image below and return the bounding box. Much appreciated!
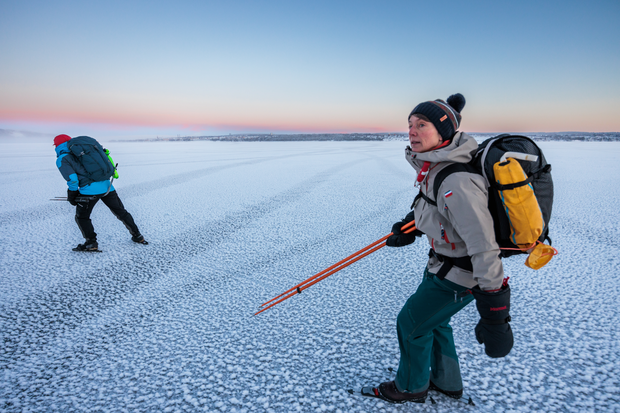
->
[259,220,416,308]
[255,221,417,316]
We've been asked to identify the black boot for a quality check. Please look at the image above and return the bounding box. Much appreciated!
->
[73,239,99,251]
[429,381,463,399]
[377,381,427,403]
[131,234,148,245]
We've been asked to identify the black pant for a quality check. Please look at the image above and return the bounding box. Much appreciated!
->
[75,191,140,241]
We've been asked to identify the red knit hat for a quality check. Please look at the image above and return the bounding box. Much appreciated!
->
[53,134,71,147]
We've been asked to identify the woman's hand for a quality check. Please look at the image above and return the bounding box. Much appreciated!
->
[471,284,513,358]
[386,210,423,247]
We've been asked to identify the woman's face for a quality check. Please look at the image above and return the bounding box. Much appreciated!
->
[408,115,443,153]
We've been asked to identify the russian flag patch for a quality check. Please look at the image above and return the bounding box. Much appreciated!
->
[444,190,453,198]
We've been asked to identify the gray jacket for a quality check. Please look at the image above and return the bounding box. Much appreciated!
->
[405,132,504,291]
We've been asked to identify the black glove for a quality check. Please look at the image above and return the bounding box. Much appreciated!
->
[472,284,513,358]
[67,189,79,206]
[386,210,423,247]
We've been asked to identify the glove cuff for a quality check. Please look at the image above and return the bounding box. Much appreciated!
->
[403,210,415,223]
[479,315,511,325]
[472,284,511,320]
[471,283,510,297]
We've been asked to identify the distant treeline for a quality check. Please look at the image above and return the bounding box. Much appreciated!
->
[527,133,620,142]
[150,133,405,142]
[130,132,620,143]
[469,132,620,142]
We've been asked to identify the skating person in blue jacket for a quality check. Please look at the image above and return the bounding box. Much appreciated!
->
[54,134,148,251]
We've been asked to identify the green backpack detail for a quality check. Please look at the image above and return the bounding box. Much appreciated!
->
[104,149,119,179]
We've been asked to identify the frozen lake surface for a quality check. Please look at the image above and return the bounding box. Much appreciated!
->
[1,139,619,412]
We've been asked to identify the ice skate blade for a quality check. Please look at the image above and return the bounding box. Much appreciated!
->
[348,387,433,405]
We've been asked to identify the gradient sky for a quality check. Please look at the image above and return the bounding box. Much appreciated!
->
[1,0,619,138]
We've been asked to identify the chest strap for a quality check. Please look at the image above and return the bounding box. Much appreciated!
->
[416,190,437,207]
[429,248,473,280]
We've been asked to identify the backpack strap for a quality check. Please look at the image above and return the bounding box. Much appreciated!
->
[410,192,423,209]
[492,174,534,191]
[428,248,473,280]
[477,134,508,182]
[416,190,437,207]
[489,159,552,191]
[413,163,478,208]
[432,163,479,203]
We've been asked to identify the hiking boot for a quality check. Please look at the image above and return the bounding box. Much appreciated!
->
[378,381,427,404]
[429,381,463,399]
[73,239,99,251]
[132,234,148,245]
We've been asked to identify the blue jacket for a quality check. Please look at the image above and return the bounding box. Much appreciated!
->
[55,141,115,195]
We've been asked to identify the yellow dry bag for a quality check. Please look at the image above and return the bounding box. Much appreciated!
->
[493,152,544,250]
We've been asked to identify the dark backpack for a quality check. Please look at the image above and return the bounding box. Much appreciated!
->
[68,136,115,184]
[425,134,553,258]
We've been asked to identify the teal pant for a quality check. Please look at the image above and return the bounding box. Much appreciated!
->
[395,268,474,393]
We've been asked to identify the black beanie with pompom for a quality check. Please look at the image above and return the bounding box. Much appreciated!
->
[409,93,466,141]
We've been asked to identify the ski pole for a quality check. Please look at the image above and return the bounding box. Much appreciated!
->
[50,196,98,202]
[258,220,417,309]
[51,163,117,201]
[255,221,417,316]
[255,241,388,316]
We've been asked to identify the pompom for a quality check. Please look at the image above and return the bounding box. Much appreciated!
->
[447,93,466,113]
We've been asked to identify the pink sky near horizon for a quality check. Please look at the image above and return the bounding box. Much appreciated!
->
[2,98,616,136]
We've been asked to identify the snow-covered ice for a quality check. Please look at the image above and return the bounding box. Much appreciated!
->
[1,140,619,412]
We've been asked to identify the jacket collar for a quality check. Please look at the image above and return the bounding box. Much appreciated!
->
[405,132,478,169]
[55,142,69,157]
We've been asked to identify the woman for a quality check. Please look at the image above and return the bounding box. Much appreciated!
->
[376,94,513,403]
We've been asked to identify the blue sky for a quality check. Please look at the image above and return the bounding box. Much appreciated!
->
[1,0,619,138]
